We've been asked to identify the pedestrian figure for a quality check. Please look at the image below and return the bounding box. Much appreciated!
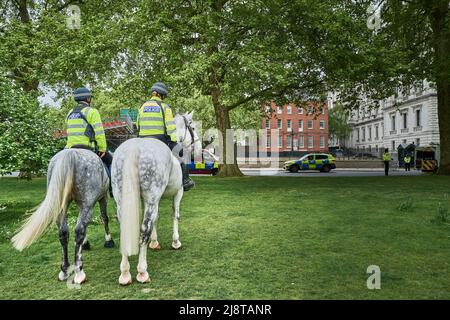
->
[383,148,391,176]
[404,154,412,171]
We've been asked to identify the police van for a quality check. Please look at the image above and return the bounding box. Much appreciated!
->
[283,153,336,173]
[187,149,219,175]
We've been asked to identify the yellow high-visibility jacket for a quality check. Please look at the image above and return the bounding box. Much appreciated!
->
[383,153,391,161]
[65,103,107,152]
[137,96,177,142]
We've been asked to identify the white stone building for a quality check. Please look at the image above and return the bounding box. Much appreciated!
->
[336,81,440,158]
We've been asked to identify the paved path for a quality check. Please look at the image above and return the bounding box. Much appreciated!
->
[240,168,424,177]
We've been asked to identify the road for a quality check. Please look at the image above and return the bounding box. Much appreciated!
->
[239,168,424,177]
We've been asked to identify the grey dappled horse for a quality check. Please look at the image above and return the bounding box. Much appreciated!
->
[112,112,201,285]
[12,148,114,284]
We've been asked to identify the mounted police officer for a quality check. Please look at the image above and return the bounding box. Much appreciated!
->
[137,82,195,191]
[65,87,113,194]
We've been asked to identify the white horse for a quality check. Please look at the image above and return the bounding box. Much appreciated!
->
[111,112,201,285]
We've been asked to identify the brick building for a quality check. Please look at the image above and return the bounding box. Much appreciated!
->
[261,101,329,155]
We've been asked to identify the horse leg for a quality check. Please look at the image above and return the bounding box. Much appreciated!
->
[99,196,115,248]
[149,210,160,251]
[171,188,183,250]
[119,254,132,285]
[73,207,93,284]
[137,203,158,283]
[57,209,71,281]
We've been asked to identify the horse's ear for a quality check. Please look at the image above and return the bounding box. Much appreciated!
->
[188,110,194,119]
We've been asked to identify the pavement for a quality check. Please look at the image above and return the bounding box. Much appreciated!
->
[239,168,424,177]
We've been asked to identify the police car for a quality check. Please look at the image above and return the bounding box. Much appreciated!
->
[283,153,336,173]
[187,149,219,175]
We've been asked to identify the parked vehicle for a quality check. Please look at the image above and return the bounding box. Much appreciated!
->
[283,153,336,173]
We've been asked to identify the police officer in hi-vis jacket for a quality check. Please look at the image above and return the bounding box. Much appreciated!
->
[65,87,113,194]
[137,82,195,191]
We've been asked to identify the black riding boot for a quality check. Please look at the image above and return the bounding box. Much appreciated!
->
[100,151,114,198]
[181,163,195,191]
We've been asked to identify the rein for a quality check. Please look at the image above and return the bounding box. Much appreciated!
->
[180,115,199,147]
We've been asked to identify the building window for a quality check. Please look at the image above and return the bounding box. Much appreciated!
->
[375,125,379,140]
[392,140,395,151]
[307,120,313,129]
[299,135,305,148]
[278,135,282,148]
[264,105,271,113]
[277,106,282,114]
[265,119,270,129]
[402,112,408,129]
[287,119,292,130]
[321,107,325,114]
[287,105,292,114]
[416,138,420,146]
[368,126,372,141]
[402,139,407,145]
[356,128,360,142]
[266,134,271,148]
[391,115,396,131]
[277,119,282,129]
[293,139,298,149]
[298,120,303,132]
[308,136,313,148]
[298,107,303,114]
[319,120,325,129]
[286,135,292,148]
[362,127,366,141]
[320,136,325,148]
[416,109,421,127]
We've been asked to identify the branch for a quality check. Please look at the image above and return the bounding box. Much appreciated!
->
[225,81,324,111]
[225,86,274,110]
[56,0,82,12]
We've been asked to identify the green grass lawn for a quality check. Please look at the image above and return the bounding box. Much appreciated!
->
[1,175,450,299]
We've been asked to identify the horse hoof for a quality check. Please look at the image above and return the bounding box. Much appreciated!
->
[171,240,182,250]
[119,273,132,286]
[73,271,87,284]
[136,272,150,284]
[82,241,91,251]
[58,270,71,281]
[104,239,115,248]
[149,241,161,251]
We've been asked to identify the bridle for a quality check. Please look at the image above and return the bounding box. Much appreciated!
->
[180,115,199,147]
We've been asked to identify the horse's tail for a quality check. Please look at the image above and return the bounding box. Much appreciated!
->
[12,151,75,251]
[120,145,141,257]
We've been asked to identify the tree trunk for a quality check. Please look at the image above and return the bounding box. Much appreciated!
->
[211,91,244,177]
[436,81,450,175]
[430,1,450,175]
